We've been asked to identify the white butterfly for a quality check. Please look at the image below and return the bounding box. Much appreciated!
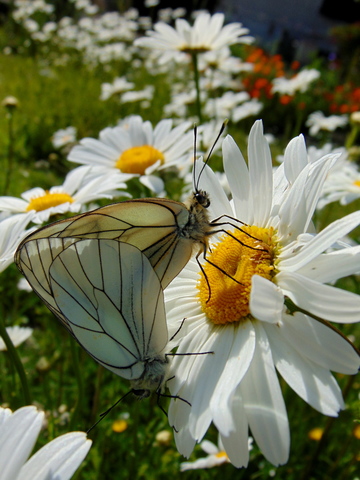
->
[22,237,169,397]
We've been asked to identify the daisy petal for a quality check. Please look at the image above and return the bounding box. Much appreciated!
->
[210,322,255,435]
[280,210,360,271]
[297,245,360,283]
[278,271,360,323]
[240,323,290,466]
[248,120,273,226]
[0,406,44,480]
[222,135,251,222]
[265,322,345,416]
[250,275,284,323]
[19,432,92,480]
[220,396,250,468]
[280,312,360,374]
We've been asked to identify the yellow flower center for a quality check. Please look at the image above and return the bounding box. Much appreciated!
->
[197,225,276,324]
[215,451,229,460]
[353,180,360,187]
[115,145,164,174]
[26,192,74,212]
[180,46,211,54]
[112,419,128,433]
[308,428,324,441]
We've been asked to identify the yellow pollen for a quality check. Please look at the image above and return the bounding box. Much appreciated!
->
[26,192,74,212]
[354,180,360,188]
[197,225,276,325]
[115,145,165,174]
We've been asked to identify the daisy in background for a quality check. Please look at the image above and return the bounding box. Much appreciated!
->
[317,155,360,209]
[0,406,91,480]
[51,126,77,149]
[165,120,360,468]
[0,212,36,272]
[271,68,320,96]
[306,111,349,137]
[99,76,135,101]
[134,12,253,64]
[180,437,253,471]
[0,326,33,351]
[0,165,132,224]
[68,115,194,195]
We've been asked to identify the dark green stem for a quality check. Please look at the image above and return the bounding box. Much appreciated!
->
[0,318,31,404]
[191,52,203,124]
[69,338,84,430]
[3,110,15,195]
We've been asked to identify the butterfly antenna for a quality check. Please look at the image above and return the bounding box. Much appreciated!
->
[195,119,228,192]
[86,390,133,434]
[192,123,198,193]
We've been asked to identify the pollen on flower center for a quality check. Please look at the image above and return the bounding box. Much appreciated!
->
[197,225,276,324]
[115,145,165,174]
[26,192,74,212]
[353,180,360,188]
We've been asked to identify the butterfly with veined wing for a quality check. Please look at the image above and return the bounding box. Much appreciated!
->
[14,122,245,292]
[15,159,227,291]
[35,237,170,397]
[14,151,231,396]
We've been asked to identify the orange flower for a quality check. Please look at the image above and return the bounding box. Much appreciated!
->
[280,94,292,105]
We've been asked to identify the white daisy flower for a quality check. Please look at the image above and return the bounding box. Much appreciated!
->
[272,68,320,96]
[0,406,91,480]
[232,98,263,122]
[120,86,154,104]
[318,156,360,208]
[0,326,33,351]
[180,437,253,471]
[68,116,193,195]
[0,213,36,272]
[306,111,349,136]
[203,91,250,119]
[165,120,360,468]
[134,12,253,64]
[100,76,135,101]
[52,126,77,149]
[0,166,131,223]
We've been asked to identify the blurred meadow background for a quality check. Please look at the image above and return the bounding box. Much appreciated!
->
[0,0,359,479]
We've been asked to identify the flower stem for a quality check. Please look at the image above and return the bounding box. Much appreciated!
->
[345,124,359,150]
[0,318,31,404]
[3,109,15,195]
[69,338,84,430]
[191,52,203,123]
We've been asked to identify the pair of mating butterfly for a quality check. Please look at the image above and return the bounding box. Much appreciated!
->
[15,146,248,399]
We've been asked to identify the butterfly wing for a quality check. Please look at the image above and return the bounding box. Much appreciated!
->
[16,236,79,326]
[15,199,194,288]
[48,239,168,380]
